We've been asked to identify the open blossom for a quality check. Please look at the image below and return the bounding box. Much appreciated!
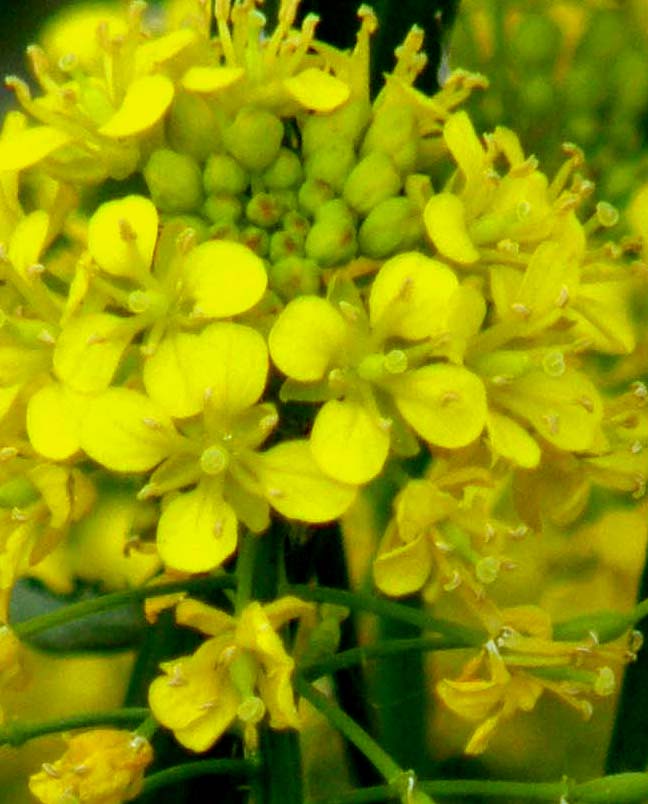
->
[28,729,153,804]
[149,596,312,751]
[436,604,641,755]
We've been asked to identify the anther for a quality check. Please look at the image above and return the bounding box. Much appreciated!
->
[142,417,164,431]
[129,735,148,752]
[630,441,643,454]
[555,285,570,307]
[167,664,187,687]
[37,329,55,344]
[118,218,138,242]
[542,413,560,435]
[42,763,61,779]
[511,302,532,318]
[576,396,594,412]
[440,391,460,406]
[27,263,45,277]
[267,487,285,498]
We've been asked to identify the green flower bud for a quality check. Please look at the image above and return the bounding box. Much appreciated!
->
[0,475,39,508]
[612,50,648,113]
[203,194,243,225]
[209,221,240,242]
[343,151,401,216]
[581,10,626,61]
[509,13,561,67]
[298,178,336,217]
[305,199,357,266]
[282,210,310,239]
[161,214,210,244]
[246,192,283,228]
[300,97,371,157]
[358,196,423,258]
[269,230,304,262]
[520,76,555,118]
[272,189,298,213]
[305,139,356,193]
[263,147,304,190]
[203,152,249,196]
[239,226,269,257]
[269,256,321,300]
[143,148,204,214]
[565,115,598,148]
[564,65,603,112]
[361,104,418,173]
[572,773,648,803]
[166,91,222,162]
[224,106,284,171]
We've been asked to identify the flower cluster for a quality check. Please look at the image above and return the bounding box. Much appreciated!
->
[0,0,644,798]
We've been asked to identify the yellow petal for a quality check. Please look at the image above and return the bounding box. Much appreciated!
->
[284,68,351,112]
[373,526,432,597]
[0,126,72,172]
[436,676,506,722]
[157,485,238,573]
[311,399,390,484]
[369,251,460,340]
[175,598,235,635]
[135,28,197,74]
[143,331,207,419]
[181,65,245,93]
[198,323,268,414]
[80,388,175,472]
[269,296,347,382]
[424,194,480,265]
[182,240,267,318]
[492,369,603,452]
[173,678,239,752]
[99,74,174,138]
[87,195,158,277]
[8,211,49,277]
[486,411,540,469]
[253,440,357,522]
[393,365,487,448]
[54,313,134,392]
[26,383,83,460]
[444,111,485,186]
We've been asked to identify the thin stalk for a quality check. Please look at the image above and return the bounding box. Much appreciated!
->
[295,677,402,784]
[300,636,465,680]
[0,707,150,747]
[14,574,236,639]
[282,584,484,645]
[140,759,260,795]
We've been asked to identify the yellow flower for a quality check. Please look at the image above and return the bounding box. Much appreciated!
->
[78,322,355,573]
[373,464,519,599]
[270,254,488,484]
[436,604,639,755]
[28,729,153,804]
[149,596,312,751]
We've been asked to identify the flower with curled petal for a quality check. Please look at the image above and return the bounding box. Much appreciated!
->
[149,596,312,752]
[28,729,153,804]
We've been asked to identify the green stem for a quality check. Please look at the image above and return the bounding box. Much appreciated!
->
[295,677,402,784]
[306,779,569,803]
[300,636,465,680]
[235,531,259,613]
[140,759,261,795]
[283,585,484,645]
[0,707,150,747]
[14,574,236,639]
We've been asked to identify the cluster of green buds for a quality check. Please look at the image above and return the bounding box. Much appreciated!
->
[0,0,646,801]
[450,0,648,205]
